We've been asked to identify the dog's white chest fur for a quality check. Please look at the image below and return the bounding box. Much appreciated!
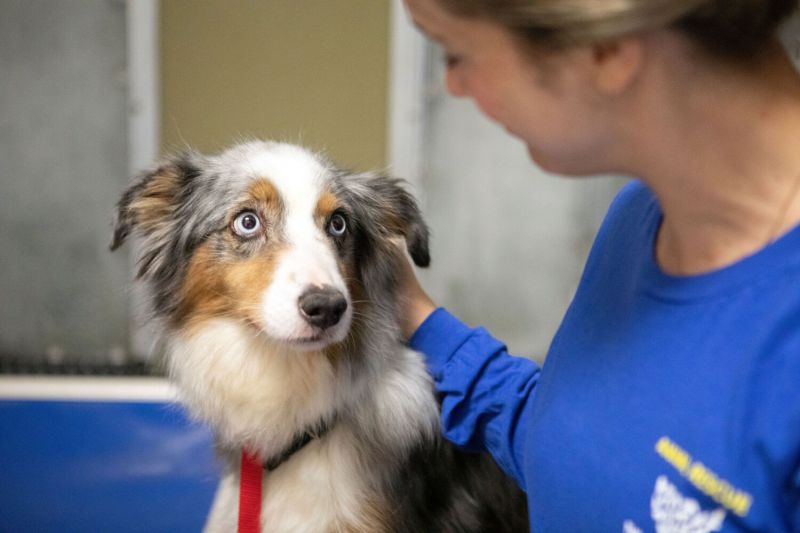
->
[169,319,438,533]
[259,433,371,532]
[169,320,341,459]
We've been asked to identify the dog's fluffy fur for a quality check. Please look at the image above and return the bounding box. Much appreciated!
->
[112,141,527,532]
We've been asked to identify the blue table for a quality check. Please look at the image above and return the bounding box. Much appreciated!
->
[0,377,220,532]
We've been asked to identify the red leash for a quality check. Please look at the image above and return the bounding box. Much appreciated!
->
[238,450,263,533]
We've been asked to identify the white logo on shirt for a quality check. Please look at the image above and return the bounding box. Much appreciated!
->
[623,520,644,533]
[623,476,726,533]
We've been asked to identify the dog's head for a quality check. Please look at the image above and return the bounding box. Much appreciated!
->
[111,141,429,351]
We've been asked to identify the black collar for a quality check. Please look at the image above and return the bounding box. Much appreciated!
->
[263,418,336,471]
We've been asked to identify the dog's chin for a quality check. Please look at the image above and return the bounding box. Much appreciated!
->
[285,333,341,352]
[263,321,351,353]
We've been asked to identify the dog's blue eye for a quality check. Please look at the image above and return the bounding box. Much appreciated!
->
[232,211,262,237]
[328,213,347,237]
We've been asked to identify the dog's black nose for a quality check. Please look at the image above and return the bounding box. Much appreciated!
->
[298,286,348,330]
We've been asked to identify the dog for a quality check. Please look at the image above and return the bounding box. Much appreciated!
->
[111,140,527,532]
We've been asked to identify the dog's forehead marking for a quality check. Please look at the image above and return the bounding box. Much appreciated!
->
[247,179,281,208]
[314,191,340,220]
[239,142,329,215]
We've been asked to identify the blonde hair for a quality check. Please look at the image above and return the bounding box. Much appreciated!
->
[436,0,797,61]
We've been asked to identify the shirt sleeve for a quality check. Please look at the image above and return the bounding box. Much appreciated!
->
[409,307,540,490]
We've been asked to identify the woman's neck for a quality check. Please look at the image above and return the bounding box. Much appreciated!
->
[627,36,800,275]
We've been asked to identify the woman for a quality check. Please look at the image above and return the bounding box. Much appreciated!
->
[399,0,800,531]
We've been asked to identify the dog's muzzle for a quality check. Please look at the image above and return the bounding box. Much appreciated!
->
[298,286,348,330]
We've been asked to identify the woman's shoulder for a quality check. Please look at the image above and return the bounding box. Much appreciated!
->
[591,179,660,253]
[607,179,657,218]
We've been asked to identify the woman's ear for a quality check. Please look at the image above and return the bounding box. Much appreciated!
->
[590,36,644,94]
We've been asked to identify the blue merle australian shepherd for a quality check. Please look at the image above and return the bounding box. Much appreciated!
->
[111,141,527,532]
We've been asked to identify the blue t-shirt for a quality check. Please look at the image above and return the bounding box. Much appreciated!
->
[410,181,800,532]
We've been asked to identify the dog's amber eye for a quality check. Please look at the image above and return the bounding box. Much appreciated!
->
[328,213,347,238]
[232,211,262,238]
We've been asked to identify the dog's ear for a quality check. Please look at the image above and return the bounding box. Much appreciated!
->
[345,173,430,268]
[337,173,430,308]
[110,152,202,278]
[376,176,430,268]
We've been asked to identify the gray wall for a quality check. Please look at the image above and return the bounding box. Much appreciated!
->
[0,0,131,364]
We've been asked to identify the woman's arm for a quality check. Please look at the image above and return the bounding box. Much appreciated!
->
[399,253,540,489]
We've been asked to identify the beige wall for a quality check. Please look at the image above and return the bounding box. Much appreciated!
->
[160,0,389,171]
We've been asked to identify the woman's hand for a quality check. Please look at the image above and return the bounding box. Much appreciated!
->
[394,239,437,341]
